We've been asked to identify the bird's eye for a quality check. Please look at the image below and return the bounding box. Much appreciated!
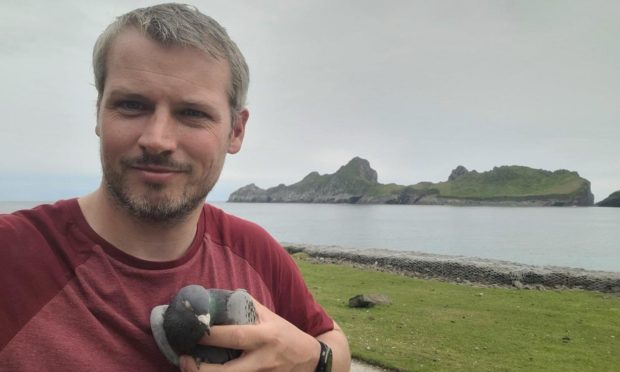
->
[182,300,194,311]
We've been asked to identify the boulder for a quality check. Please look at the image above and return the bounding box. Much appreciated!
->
[348,294,391,308]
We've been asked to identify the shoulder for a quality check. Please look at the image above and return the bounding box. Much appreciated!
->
[202,203,282,253]
[1,199,78,238]
[200,204,334,335]
[201,202,296,285]
[0,198,89,277]
[0,199,87,349]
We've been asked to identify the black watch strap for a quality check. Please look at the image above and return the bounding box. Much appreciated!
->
[315,340,333,372]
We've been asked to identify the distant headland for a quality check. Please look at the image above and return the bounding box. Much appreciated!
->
[228,157,596,206]
[597,191,620,207]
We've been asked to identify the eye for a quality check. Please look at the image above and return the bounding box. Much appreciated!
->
[117,100,145,112]
[180,108,208,119]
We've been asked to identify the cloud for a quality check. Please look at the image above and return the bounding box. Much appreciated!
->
[0,0,618,201]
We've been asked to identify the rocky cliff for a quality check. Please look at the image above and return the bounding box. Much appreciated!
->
[597,190,620,207]
[229,157,378,203]
[228,158,595,206]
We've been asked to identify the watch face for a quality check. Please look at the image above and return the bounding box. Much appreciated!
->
[317,341,333,372]
[325,350,333,372]
[324,344,333,372]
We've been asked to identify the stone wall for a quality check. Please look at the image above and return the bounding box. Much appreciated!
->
[283,243,620,294]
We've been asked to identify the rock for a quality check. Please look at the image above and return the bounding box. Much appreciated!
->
[227,183,269,202]
[348,294,391,308]
[229,157,379,203]
[367,293,391,305]
[597,190,620,207]
[448,165,469,181]
[348,295,375,308]
[512,280,524,289]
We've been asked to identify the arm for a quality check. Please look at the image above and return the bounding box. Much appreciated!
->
[179,299,350,372]
[316,321,351,372]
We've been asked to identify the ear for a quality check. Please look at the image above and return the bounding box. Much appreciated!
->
[227,108,249,154]
[95,98,102,137]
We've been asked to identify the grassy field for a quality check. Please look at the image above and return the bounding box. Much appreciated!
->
[294,256,620,371]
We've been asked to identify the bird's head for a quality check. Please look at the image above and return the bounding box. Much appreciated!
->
[151,286,256,366]
[163,285,214,354]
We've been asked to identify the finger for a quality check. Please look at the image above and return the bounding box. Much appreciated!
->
[179,355,198,372]
[197,350,270,372]
[198,324,266,350]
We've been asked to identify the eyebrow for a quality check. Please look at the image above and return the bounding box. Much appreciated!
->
[105,89,149,102]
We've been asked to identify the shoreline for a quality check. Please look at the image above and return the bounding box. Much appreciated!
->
[283,243,620,294]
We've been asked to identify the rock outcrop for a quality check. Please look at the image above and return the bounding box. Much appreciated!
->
[448,165,469,181]
[597,190,620,207]
[229,157,379,203]
[228,158,595,206]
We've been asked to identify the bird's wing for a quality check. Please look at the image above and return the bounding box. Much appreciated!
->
[150,304,180,366]
[225,289,257,325]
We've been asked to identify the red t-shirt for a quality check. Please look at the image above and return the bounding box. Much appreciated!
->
[0,199,332,370]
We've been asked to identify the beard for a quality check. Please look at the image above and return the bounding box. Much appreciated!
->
[102,151,218,224]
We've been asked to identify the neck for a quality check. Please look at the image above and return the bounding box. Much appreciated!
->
[78,187,203,262]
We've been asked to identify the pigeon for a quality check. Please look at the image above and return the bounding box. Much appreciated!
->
[150,285,257,366]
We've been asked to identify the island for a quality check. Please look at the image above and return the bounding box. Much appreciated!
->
[228,157,594,206]
[597,191,620,207]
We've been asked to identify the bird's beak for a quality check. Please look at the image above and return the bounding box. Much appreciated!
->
[198,313,211,335]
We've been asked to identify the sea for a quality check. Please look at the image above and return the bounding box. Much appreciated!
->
[2,201,619,272]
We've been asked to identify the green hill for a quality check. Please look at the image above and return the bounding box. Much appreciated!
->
[430,166,592,201]
[228,158,594,206]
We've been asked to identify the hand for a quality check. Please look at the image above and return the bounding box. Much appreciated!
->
[179,297,321,372]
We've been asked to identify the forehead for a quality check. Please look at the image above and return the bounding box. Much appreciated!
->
[103,28,232,103]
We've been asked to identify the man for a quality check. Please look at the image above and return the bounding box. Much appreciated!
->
[0,3,350,371]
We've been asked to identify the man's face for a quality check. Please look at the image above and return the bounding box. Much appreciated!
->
[96,28,246,223]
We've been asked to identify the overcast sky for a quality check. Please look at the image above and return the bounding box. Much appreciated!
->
[1,0,618,202]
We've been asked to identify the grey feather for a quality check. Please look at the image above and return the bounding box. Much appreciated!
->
[150,305,180,366]
[150,285,257,366]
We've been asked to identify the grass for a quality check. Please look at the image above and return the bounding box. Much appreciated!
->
[294,256,620,371]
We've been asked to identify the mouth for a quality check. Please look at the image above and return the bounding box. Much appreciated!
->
[133,165,184,173]
[131,165,185,183]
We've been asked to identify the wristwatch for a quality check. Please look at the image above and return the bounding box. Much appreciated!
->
[315,340,333,372]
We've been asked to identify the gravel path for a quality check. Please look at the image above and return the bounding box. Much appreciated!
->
[350,359,386,371]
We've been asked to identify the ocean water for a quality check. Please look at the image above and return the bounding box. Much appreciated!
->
[3,201,619,272]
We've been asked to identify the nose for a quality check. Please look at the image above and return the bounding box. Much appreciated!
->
[137,108,177,154]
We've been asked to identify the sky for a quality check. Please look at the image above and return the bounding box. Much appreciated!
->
[1,0,618,202]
